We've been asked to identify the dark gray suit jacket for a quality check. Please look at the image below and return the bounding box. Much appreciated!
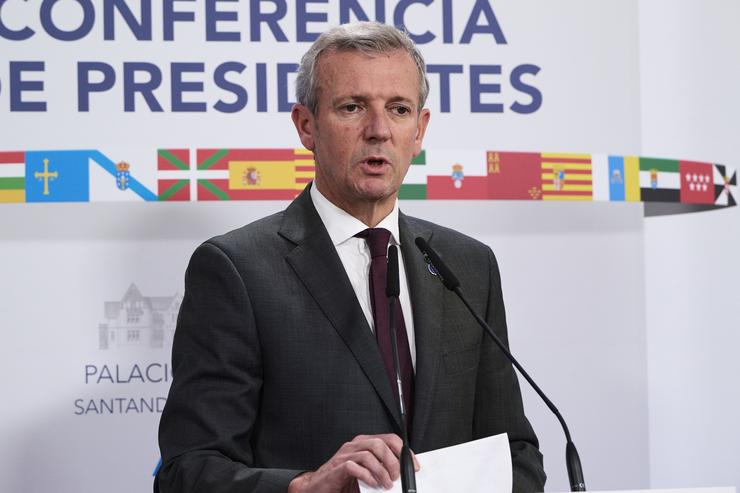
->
[157,186,545,493]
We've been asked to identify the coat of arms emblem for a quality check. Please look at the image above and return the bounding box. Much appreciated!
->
[451,164,464,189]
[243,167,260,186]
[116,162,131,191]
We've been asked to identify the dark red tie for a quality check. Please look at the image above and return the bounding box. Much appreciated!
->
[356,228,414,427]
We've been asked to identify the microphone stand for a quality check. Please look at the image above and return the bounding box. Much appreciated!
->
[414,237,586,492]
[386,245,417,493]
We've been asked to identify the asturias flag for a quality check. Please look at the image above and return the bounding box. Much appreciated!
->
[25,151,90,202]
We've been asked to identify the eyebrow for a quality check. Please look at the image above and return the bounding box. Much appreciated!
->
[332,94,416,107]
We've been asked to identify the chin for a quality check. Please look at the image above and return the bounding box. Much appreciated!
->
[355,183,397,202]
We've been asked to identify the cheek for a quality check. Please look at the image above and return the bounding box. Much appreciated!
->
[335,122,357,139]
[329,126,358,154]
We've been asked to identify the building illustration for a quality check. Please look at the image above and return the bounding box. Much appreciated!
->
[99,284,181,350]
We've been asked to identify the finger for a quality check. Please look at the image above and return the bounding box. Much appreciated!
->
[410,450,421,472]
[348,435,400,467]
[355,434,403,467]
[373,433,405,457]
[352,433,403,455]
[345,450,394,489]
[381,435,421,474]
[340,459,384,489]
[363,437,403,481]
[346,434,405,484]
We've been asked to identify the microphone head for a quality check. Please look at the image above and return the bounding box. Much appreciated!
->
[414,237,460,291]
[386,245,400,298]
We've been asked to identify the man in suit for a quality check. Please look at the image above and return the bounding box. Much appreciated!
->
[157,22,545,493]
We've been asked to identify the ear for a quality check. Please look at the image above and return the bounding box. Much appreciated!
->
[291,104,315,151]
[413,108,431,156]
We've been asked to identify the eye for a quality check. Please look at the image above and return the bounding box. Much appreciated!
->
[391,105,412,116]
[343,103,361,113]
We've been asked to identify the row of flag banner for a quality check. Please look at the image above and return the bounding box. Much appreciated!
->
[1,149,736,208]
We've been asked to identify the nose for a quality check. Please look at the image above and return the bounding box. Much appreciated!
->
[363,106,392,142]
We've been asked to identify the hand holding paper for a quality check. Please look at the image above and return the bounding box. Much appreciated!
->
[359,433,512,493]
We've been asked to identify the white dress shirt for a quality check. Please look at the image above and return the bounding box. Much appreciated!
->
[310,184,417,370]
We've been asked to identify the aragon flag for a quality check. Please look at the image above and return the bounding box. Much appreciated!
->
[196,148,315,200]
[540,153,593,201]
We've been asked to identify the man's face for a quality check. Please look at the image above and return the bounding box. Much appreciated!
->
[292,49,430,214]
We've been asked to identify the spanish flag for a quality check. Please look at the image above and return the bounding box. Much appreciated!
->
[196,148,315,200]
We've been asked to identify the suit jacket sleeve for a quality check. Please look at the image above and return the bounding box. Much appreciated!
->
[476,247,547,493]
[156,241,303,493]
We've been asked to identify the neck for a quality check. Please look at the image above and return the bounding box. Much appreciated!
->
[314,183,395,227]
[348,201,394,228]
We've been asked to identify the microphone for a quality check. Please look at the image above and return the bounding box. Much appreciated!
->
[414,237,587,492]
[386,245,416,493]
[413,237,459,291]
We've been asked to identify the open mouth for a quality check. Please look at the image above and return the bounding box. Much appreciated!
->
[363,157,389,167]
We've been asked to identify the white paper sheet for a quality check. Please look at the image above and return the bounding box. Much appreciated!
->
[359,433,512,493]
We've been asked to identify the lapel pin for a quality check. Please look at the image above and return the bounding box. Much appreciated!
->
[424,254,439,276]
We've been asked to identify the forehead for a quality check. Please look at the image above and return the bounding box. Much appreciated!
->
[314,49,420,104]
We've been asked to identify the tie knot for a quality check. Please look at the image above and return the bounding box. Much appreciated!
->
[356,228,391,258]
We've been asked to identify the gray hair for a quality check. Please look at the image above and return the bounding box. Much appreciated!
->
[295,22,430,114]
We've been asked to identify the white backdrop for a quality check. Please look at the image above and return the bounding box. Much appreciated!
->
[0,1,736,492]
[640,0,740,490]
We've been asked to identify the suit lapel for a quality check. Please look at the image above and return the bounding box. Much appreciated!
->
[279,188,402,430]
[399,214,445,449]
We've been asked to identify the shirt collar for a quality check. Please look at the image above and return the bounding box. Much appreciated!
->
[310,182,401,247]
